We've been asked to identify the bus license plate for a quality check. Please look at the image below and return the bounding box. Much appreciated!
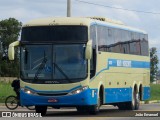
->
[48,99,58,103]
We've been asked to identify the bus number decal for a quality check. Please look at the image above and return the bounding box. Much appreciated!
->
[109,59,132,68]
[117,60,131,68]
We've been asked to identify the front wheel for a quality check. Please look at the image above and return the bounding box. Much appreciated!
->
[35,106,47,116]
[5,96,19,110]
[89,97,101,115]
[76,106,87,113]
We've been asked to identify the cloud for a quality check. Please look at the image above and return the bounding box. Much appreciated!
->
[0,0,67,22]
[149,38,160,48]
[108,5,141,23]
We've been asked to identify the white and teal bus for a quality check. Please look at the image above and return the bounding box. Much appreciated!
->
[8,17,150,115]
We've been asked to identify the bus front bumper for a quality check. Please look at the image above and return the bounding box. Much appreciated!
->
[20,88,97,106]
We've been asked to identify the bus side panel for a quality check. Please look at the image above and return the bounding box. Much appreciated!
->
[143,86,150,100]
[94,52,150,104]
[105,88,132,103]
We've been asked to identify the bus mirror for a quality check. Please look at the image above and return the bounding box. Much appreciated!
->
[85,40,92,59]
[8,41,20,60]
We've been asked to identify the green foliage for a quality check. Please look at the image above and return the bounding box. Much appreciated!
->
[150,47,159,83]
[0,18,22,48]
[0,82,15,103]
[149,84,160,100]
[0,18,22,77]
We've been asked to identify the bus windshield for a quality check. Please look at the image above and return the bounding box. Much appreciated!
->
[21,26,88,42]
[20,44,87,84]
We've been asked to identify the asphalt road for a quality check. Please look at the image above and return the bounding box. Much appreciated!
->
[0,103,160,120]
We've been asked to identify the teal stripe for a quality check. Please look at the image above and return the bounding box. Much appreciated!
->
[91,59,150,79]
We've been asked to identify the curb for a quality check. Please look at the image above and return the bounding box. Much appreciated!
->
[140,100,160,104]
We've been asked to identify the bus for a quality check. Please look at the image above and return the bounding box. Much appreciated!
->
[8,17,150,115]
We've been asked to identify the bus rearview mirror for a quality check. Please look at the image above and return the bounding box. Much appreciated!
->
[8,41,20,60]
[85,40,92,59]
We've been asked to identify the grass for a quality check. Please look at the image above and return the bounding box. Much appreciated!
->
[0,81,15,103]
[149,84,160,100]
[0,82,160,103]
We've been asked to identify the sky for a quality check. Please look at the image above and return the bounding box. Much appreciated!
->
[0,0,160,68]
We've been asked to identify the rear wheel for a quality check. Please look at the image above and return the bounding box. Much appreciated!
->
[135,93,140,110]
[126,89,137,110]
[118,102,127,110]
[35,106,47,116]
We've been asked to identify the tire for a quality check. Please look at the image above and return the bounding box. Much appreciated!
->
[76,106,87,113]
[89,96,101,115]
[135,93,140,110]
[126,90,136,110]
[35,106,47,116]
[118,102,127,110]
[5,96,19,110]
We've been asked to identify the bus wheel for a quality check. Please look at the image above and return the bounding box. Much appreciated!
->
[127,90,136,110]
[118,102,127,110]
[89,96,101,114]
[35,106,47,116]
[135,93,140,110]
[76,106,87,113]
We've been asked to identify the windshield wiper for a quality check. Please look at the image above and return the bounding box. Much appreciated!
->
[34,51,47,80]
[54,53,73,83]
[53,63,73,83]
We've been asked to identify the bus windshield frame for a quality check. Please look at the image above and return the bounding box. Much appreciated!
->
[20,44,88,84]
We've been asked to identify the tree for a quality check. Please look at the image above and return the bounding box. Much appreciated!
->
[0,18,22,77]
[150,47,159,83]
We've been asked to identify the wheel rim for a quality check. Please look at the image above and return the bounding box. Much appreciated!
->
[132,91,136,109]
[135,93,140,109]
[96,97,101,111]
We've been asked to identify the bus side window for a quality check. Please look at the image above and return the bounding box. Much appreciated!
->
[90,48,96,78]
[90,25,97,78]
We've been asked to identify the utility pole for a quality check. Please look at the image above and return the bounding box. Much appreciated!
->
[67,0,71,17]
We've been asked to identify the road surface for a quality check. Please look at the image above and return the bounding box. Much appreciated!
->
[0,103,159,119]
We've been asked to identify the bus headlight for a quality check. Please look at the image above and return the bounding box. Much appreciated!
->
[68,86,88,95]
[22,88,37,95]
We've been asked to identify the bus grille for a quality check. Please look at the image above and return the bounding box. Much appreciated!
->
[37,92,68,96]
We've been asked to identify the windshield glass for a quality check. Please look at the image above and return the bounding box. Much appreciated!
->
[21,26,88,42]
[20,44,87,84]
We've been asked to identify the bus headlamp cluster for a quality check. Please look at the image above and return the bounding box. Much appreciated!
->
[22,88,37,95]
[68,86,88,95]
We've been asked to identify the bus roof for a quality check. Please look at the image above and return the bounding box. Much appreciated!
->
[23,17,147,34]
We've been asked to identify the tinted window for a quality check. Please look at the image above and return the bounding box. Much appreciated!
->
[140,34,149,56]
[129,41,141,55]
[92,24,149,56]
[21,26,88,42]
[90,25,97,48]
[20,44,87,84]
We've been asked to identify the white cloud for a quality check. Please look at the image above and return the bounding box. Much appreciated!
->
[108,5,141,23]
[149,38,160,48]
